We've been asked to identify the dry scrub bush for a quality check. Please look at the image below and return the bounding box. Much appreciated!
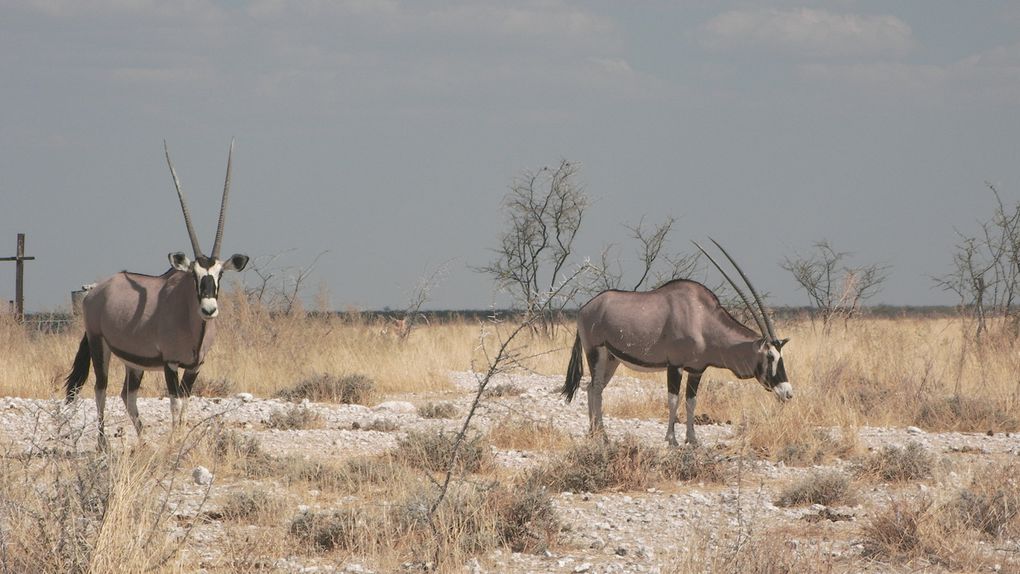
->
[419,401,459,419]
[775,471,855,507]
[914,395,1019,433]
[859,477,1020,571]
[858,495,989,570]
[218,487,287,524]
[531,436,726,493]
[950,461,1020,538]
[733,404,859,466]
[276,372,375,405]
[855,442,935,482]
[395,430,492,474]
[483,382,524,398]
[189,376,236,398]
[286,479,558,564]
[266,405,324,430]
[487,416,571,451]
[290,507,367,552]
[0,433,213,572]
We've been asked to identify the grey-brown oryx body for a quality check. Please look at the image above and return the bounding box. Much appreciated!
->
[65,141,248,447]
[562,240,792,446]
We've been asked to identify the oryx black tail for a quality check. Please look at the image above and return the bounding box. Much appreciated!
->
[562,333,584,403]
[65,334,91,402]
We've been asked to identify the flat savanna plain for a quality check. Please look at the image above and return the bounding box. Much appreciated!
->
[2,297,1020,573]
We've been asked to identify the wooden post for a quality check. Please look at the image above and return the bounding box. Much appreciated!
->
[1,233,36,322]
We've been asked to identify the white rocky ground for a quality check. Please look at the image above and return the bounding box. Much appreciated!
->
[2,372,1019,573]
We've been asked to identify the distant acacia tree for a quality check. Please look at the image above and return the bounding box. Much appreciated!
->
[477,160,594,335]
[934,183,1020,338]
[782,240,888,328]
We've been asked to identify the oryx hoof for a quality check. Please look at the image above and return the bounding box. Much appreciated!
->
[667,436,680,447]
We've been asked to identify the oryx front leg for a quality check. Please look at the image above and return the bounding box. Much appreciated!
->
[121,368,144,440]
[666,367,681,446]
[684,370,703,446]
[165,364,185,433]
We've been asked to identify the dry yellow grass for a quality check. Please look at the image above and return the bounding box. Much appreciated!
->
[5,305,1020,435]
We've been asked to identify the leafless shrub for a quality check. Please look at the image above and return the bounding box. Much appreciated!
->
[419,401,459,419]
[276,372,375,404]
[776,471,855,507]
[266,405,323,430]
[477,160,593,336]
[855,442,935,481]
[783,240,888,328]
[934,183,1020,338]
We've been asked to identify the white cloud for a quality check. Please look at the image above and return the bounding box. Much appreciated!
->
[700,8,914,59]
[800,43,1020,105]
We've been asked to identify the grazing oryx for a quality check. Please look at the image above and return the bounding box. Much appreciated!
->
[562,239,792,446]
[65,141,249,447]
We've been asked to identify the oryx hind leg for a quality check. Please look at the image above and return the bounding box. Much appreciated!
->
[586,347,619,440]
[666,366,681,446]
[121,368,144,439]
[88,336,111,448]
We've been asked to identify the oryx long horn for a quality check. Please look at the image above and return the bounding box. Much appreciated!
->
[164,140,204,258]
[211,138,234,260]
[692,240,769,339]
[708,237,779,342]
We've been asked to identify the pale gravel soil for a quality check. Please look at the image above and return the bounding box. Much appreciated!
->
[2,372,1019,573]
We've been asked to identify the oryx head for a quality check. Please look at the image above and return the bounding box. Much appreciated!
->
[694,238,794,402]
[165,140,249,320]
[754,337,793,401]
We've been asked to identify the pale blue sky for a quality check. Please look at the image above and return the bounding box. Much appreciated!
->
[1,1,1018,311]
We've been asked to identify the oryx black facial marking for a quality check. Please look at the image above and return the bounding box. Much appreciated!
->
[562,239,793,446]
[64,140,248,449]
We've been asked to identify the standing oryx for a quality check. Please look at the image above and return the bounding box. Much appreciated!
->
[562,239,792,446]
[65,141,249,447]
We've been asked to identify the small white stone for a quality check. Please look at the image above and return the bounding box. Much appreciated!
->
[906,426,924,435]
[191,466,213,485]
[236,392,254,402]
[574,563,592,573]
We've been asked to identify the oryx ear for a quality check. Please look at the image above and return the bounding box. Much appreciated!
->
[223,253,249,272]
[776,338,790,349]
[169,252,191,271]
